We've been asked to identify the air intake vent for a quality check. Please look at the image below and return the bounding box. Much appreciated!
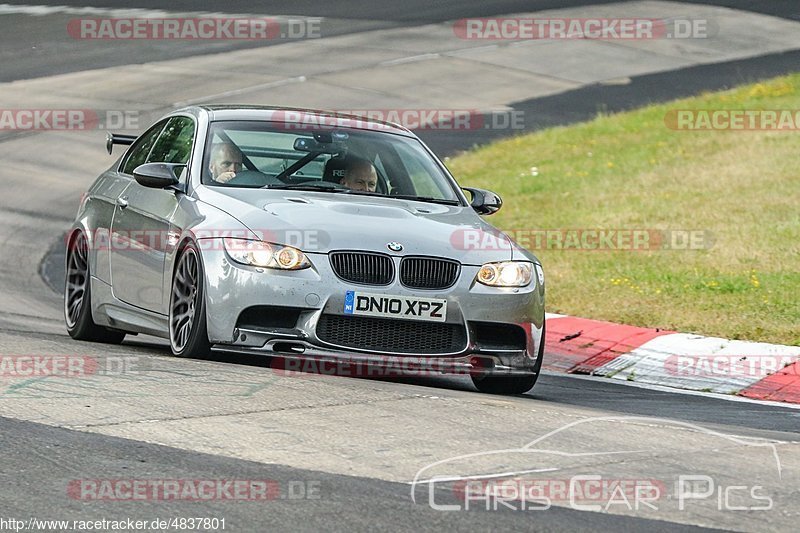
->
[317,314,467,354]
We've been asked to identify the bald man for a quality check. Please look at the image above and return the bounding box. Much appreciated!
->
[340,157,378,192]
[208,143,243,184]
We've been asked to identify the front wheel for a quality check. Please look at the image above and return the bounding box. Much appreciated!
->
[169,244,211,358]
[472,323,545,395]
[64,231,126,344]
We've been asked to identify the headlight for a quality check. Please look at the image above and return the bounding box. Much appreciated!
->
[534,263,545,287]
[223,238,310,270]
[476,261,533,287]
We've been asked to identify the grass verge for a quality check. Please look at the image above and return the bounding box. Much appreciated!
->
[448,73,800,346]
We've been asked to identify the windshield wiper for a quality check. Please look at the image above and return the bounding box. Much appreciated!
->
[387,194,461,206]
[265,185,461,205]
[266,183,349,193]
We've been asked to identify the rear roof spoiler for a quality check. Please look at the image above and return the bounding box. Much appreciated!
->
[106,132,137,154]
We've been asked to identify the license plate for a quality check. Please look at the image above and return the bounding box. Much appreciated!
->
[343,291,447,322]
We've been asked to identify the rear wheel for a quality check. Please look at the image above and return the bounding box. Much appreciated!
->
[169,244,211,358]
[472,323,545,395]
[64,231,126,343]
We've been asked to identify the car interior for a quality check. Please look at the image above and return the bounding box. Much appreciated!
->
[201,123,452,201]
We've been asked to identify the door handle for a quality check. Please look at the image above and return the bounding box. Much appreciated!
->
[116,196,129,209]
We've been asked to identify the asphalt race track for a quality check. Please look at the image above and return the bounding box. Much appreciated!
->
[1,1,799,531]
[2,0,799,83]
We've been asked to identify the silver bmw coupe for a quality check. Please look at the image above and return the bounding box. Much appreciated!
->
[65,106,545,394]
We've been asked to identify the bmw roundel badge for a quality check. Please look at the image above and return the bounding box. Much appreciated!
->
[387,242,403,252]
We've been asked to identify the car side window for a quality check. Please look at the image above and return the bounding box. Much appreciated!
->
[120,120,167,175]
[147,116,195,166]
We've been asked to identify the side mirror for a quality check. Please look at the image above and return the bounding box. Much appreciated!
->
[133,163,183,189]
[462,187,502,215]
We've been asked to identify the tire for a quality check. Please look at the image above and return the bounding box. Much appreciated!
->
[169,243,211,358]
[64,231,126,344]
[472,323,545,395]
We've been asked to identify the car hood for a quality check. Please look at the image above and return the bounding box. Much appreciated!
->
[197,187,515,265]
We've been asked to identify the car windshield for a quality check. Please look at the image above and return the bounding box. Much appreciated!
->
[202,120,461,203]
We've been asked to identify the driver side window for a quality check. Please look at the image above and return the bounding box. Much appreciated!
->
[120,117,195,179]
[120,120,167,175]
[147,117,195,166]
[146,116,195,182]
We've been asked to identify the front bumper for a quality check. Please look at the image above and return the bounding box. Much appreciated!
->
[198,244,545,374]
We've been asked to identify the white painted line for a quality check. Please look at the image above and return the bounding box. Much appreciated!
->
[0,3,322,23]
[444,44,501,56]
[379,53,441,66]
[174,76,308,106]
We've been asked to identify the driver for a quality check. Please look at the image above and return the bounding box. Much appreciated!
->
[339,156,378,192]
[209,143,243,184]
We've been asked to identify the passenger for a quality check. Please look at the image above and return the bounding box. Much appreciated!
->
[340,156,378,192]
[208,143,243,184]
